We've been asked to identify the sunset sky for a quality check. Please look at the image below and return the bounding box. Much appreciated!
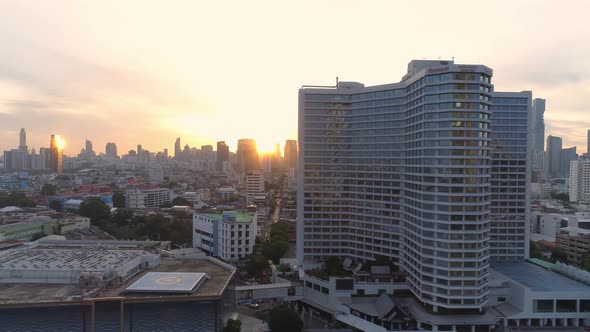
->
[1,0,589,155]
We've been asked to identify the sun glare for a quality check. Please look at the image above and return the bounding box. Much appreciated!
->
[55,135,65,150]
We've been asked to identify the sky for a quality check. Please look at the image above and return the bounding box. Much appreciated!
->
[0,0,589,156]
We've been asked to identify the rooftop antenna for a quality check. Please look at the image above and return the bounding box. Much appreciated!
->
[336,76,339,87]
[452,56,455,62]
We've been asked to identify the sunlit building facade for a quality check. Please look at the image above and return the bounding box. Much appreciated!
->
[297,60,531,312]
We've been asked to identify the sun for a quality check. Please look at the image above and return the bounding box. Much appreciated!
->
[256,140,280,155]
[55,135,65,150]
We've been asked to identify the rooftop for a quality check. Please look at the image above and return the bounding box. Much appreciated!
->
[0,256,234,306]
[205,211,254,223]
[0,248,144,271]
[491,262,590,292]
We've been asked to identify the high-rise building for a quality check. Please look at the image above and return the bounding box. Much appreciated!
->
[560,146,577,178]
[236,139,259,173]
[49,135,63,174]
[546,135,562,178]
[19,128,27,152]
[531,99,545,152]
[174,137,181,159]
[569,159,590,204]
[587,129,590,159]
[85,139,94,158]
[298,60,531,312]
[105,142,118,158]
[216,141,230,172]
[284,139,297,170]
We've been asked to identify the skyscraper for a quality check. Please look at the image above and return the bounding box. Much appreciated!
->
[105,142,118,158]
[298,60,530,312]
[569,159,590,204]
[174,137,181,159]
[284,139,297,170]
[19,128,27,152]
[546,135,562,178]
[216,141,230,171]
[531,99,545,152]
[236,139,259,173]
[560,146,577,178]
[587,129,590,159]
[49,134,63,174]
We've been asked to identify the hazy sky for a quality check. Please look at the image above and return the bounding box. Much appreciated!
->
[1,0,589,155]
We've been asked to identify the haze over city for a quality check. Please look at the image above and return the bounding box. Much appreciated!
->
[1,0,589,155]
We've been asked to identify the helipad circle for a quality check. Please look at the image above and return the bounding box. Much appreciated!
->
[154,276,183,285]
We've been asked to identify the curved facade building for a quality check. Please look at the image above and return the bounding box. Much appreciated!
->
[297,60,530,312]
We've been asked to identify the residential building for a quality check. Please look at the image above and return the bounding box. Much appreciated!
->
[245,170,265,205]
[569,159,590,204]
[193,210,257,261]
[556,227,590,265]
[125,188,172,209]
[298,59,532,313]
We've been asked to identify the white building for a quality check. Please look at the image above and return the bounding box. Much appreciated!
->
[569,159,590,204]
[193,210,257,261]
[298,59,531,313]
[245,170,265,205]
[125,188,172,209]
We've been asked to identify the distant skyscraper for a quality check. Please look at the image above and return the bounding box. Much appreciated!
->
[561,146,577,177]
[49,135,63,174]
[298,60,531,312]
[237,139,259,173]
[587,129,590,159]
[284,139,297,170]
[569,159,590,204]
[19,128,27,152]
[85,139,95,158]
[137,144,143,155]
[174,137,181,159]
[105,142,118,158]
[216,141,230,171]
[531,99,545,152]
[547,135,562,178]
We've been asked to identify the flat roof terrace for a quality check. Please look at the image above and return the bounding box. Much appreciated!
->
[491,262,590,293]
[0,257,234,307]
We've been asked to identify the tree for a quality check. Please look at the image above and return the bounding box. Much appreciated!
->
[41,184,57,196]
[325,256,343,275]
[49,199,62,212]
[172,197,190,206]
[112,191,126,208]
[246,255,269,276]
[529,241,543,259]
[160,201,174,208]
[223,319,241,332]
[0,192,36,208]
[268,304,303,332]
[79,197,111,222]
[262,240,289,264]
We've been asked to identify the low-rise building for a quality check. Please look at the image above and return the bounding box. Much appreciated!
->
[125,188,172,209]
[193,210,257,261]
[557,227,590,266]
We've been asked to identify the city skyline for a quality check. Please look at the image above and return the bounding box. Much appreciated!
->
[1,1,589,154]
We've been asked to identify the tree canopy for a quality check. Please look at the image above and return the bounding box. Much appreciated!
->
[223,319,241,332]
[79,197,111,222]
[268,304,303,332]
[0,192,36,208]
[112,191,126,208]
